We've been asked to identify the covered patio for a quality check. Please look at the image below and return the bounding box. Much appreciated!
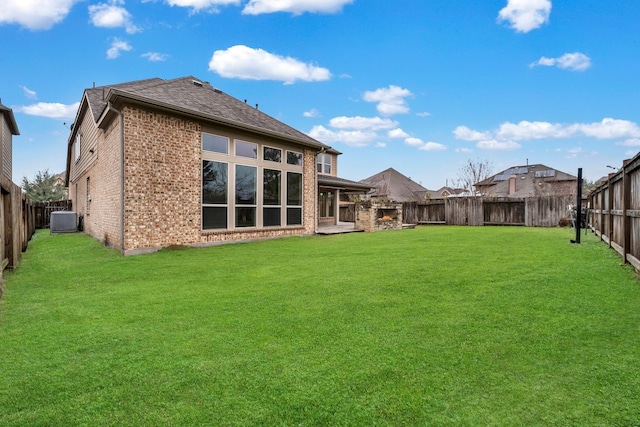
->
[317,175,372,233]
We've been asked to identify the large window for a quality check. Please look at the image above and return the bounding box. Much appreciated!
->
[287,172,303,225]
[235,165,257,227]
[263,169,281,227]
[317,153,331,174]
[202,133,303,231]
[202,160,228,229]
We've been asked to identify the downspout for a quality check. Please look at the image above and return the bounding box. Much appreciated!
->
[108,102,125,253]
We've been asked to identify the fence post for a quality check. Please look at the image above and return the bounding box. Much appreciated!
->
[623,162,631,264]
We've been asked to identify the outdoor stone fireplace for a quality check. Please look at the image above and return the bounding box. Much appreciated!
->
[355,201,403,232]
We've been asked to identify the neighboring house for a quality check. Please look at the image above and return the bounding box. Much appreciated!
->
[65,76,367,255]
[474,164,577,198]
[433,186,467,198]
[360,168,431,202]
[0,100,19,181]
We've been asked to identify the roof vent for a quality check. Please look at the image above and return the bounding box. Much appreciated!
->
[192,80,204,87]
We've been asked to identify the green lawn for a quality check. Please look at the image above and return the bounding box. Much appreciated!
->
[1,227,639,426]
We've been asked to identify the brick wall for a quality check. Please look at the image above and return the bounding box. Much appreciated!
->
[121,106,318,254]
[71,103,320,255]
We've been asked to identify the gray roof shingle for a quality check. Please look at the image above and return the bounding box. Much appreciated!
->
[84,76,325,148]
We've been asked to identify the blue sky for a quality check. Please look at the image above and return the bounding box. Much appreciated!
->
[1,0,639,189]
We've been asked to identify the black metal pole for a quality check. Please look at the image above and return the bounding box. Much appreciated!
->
[575,168,582,244]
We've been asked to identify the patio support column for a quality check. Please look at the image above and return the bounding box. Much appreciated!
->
[334,189,340,224]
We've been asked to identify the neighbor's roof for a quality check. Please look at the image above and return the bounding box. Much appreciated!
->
[359,167,429,202]
[474,164,577,197]
[0,101,20,135]
[81,76,328,150]
[475,164,576,187]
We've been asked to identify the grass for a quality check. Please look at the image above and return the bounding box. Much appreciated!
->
[1,226,639,426]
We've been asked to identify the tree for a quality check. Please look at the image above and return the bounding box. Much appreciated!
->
[21,170,67,202]
[456,158,494,196]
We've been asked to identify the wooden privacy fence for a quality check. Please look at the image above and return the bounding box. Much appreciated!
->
[34,200,73,229]
[588,152,640,273]
[403,195,576,227]
[0,174,37,297]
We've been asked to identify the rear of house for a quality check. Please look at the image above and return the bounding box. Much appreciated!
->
[66,77,325,255]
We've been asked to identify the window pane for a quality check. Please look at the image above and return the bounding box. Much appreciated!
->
[264,147,282,162]
[202,161,227,204]
[236,207,256,227]
[263,207,281,227]
[236,165,257,204]
[263,169,281,205]
[203,133,228,154]
[203,207,227,229]
[324,164,331,174]
[287,172,302,205]
[236,140,257,158]
[287,208,302,225]
[287,151,303,166]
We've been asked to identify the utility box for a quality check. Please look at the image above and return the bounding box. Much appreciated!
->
[50,211,77,233]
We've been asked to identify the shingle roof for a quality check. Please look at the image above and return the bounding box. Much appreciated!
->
[84,76,326,149]
[474,164,577,197]
[359,167,429,202]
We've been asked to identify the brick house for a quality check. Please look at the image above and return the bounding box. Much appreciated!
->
[65,76,367,255]
[474,164,577,197]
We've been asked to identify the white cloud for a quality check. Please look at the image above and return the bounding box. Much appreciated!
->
[89,1,141,34]
[404,137,447,152]
[141,52,169,61]
[20,85,38,99]
[0,0,80,30]
[577,118,640,139]
[530,52,591,71]
[14,102,80,120]
[363,85,412,116]
[208,45,331,84]
[453,125,492,141]
[165,0,240,13]
[416,112,431,117]
[420,141,447,152]
[388,128,410,139]
[454,117,640,151]
[375,142,386,148]
[328,116,398,130]
[243,0,353,15]
[303,108,321,118]
[308,125,376,147]
[477,139,522,150]
[107,38,132,59]
[497,0,551,33]
[496,120,571,140]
